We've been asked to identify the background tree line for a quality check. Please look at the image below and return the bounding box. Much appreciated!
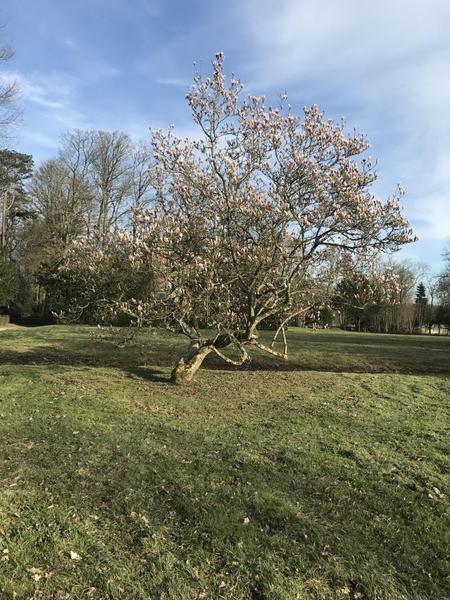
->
[1,129,449,334]
[329,259,450,334]
[0,128,154,321]
[1,36,449,338]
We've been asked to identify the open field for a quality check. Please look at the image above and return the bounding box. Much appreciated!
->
[0,326,449,599]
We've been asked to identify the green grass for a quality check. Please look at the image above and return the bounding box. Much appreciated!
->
[0,326,449,599]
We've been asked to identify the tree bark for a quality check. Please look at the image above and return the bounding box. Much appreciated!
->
[171,344,212,384]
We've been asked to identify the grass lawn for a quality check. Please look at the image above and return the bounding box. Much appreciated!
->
[0,326,449,599]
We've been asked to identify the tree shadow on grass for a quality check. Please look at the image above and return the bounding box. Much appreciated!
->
[125,366,171,384]
[1,326,449,379]
[0,350,177,389]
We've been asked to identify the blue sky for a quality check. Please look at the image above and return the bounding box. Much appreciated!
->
[1,0,449,272]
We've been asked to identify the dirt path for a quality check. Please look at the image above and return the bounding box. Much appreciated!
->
[0,324,23,332]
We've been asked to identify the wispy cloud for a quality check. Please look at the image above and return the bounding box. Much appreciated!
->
[0,69,90,157]
[237,0,450,86]
[84,61,121,80]
[155,77,188,87]
[0,70,71,110]
[229,0,450,266]
[20,130,59,150]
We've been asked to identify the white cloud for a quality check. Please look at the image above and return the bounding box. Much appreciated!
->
[0,70,72,110]
[21,130,59,150]
[85,61,121,80]
[0,57,123,157]
[239,0,450,86]
[0,70,91,159]
[155,77,189,87]
[230,0,450,263]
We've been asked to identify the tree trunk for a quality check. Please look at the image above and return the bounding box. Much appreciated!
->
[171,343,212,384]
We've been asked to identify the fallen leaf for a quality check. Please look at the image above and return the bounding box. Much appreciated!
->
[28,567,42,580]
[432,487,445,499]
[27,567,41,574]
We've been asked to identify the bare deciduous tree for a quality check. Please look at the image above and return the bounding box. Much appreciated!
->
[58,130,96,236]
[0,28,20,139]
[129,142,153,240]
[29,158,90,252]
[89,130,132,243]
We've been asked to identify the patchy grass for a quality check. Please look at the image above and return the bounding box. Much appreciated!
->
[0,326,449,599]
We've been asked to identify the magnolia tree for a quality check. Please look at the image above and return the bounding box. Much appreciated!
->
[59,53,415,382]
[41,235,154,324]
[119,53,415,383]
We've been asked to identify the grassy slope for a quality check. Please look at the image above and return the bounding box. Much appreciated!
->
[0,326,449,599]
